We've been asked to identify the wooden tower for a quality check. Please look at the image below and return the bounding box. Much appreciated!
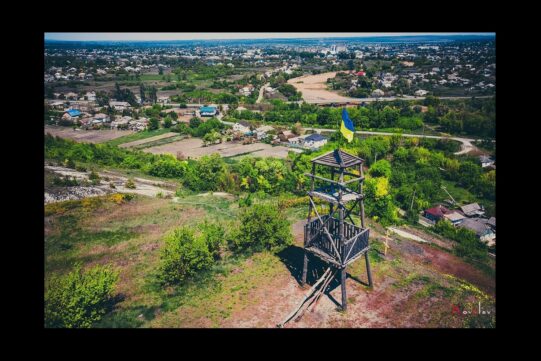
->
[302,149,372,311]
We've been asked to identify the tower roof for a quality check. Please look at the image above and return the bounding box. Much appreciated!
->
[311,149,364,168]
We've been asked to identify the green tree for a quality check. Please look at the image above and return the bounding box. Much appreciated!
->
[45,264,119,328]
[231,204,293,253]
[148,117,160,130]
[158,227,213,285]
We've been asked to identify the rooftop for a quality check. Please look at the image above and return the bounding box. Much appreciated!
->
[312,149,364,168]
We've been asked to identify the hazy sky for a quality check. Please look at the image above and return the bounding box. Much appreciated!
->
[44,32,494,42]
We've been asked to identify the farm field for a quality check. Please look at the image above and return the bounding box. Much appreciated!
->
[287,72,362,104]
[44,193,495,328]
[45,125,134,143]
[143,137,301,159]
[119,132,179,148]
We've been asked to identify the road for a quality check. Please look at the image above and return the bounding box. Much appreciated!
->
[256,83,269,104]
[304,127,479,155]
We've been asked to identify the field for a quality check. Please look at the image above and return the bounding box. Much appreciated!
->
[143,137,301,159]
[45,125,134,143]
[119,132,179,148]
[288,72,362,104]
[44,193,495,328]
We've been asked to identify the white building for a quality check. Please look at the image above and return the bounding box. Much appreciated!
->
[109,101,131,111]
[233,122,251,134]
[255,125,274,140]
[414,89,429,97]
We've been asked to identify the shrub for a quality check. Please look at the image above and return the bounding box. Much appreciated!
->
[231,204,292,253]
[198,221,226,260]
[125,178,136,189]
[148,156,187,178]
[369,159,392,178]
[89,170,101,185]
[158,227,214,285]
[44,264,119,328]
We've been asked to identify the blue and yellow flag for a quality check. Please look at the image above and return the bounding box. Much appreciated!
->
[340,107,355,143]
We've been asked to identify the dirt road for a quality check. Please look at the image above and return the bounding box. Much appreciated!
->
[45,165,176,203]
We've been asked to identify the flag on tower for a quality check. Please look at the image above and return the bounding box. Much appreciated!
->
[340,107,355,143]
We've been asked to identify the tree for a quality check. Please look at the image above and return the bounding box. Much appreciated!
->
[189,117,201,129]
[158,227,213,285]
[148,117,160,130]
[231,204,293,253]
[369,159,392,178]
[163,116,173,129]
[45,264,119,328]
[139,83,146,103]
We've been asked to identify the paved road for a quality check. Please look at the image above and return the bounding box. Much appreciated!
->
[298,95,494,105]
[304,127,480,155]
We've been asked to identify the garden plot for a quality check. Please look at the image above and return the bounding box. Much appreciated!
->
[45,125,134,143]
[143,137,297,159]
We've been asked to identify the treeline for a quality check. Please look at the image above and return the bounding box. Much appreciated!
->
[45,130,494,226]
[228,96,495,138]
[228,100,424,130]
[422,96,495,138]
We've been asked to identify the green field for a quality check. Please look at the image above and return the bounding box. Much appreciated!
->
[105,129,172,147]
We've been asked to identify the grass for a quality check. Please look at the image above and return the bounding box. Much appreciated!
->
[44,169,495,328]
[105,128,172,147]
[131,134,185,150]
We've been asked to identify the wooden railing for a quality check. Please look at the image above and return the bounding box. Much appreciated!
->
[305,217,370,266]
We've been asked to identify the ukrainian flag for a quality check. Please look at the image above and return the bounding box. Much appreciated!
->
[340,107,355,143]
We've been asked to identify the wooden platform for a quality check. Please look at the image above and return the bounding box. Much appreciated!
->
[308,190,362,204]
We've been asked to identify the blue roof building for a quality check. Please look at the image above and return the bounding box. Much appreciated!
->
[199,106,217,117]
[304,133,327,142]
[65,109,82,117]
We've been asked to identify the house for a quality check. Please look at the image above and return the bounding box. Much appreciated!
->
[414,89,429,97]
[93,113,110,123]
[458,218,495,246]
[460,203,485,217]
[65,92,78,100]
[255,125,275,140]
[278,130,295,142]
[371,89,385,98]
[480,155,495,168]
[239,85,255,96]
[85,91,96,102]
[303,133,328,149]
[199,106,217,117]
[356,71,366,76]
[109,101,131,111]
[233,121,251,134]
[443,211,466,226]
[289,135,308,146]
[64,109,82,118]
[424,205,451,223]
[158,96,170,104]
[110,116,131,129]
[487,217,496,230]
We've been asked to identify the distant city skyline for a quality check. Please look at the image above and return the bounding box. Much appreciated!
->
[45,32,494,42]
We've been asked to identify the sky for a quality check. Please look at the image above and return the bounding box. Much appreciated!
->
[44,32,494,42]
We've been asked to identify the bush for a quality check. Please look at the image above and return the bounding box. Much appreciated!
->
[198,221,226,260]
[125,178,136,189]
[231,204,292,253]
[89,170,101,185]
[369,159,392,178]
[158,227,214,285]
[148,156,187,178]
[45,264,119,328]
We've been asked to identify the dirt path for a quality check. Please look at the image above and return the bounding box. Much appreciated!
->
[45,165,176,203]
